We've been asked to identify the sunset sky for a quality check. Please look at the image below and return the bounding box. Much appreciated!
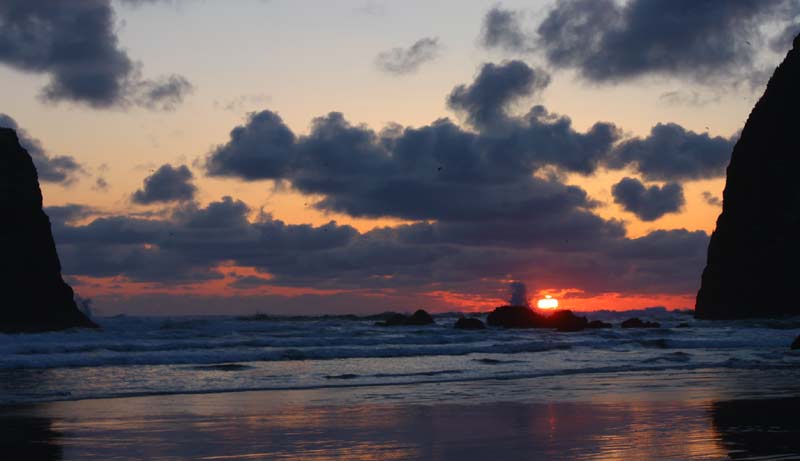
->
[1,0,797,315]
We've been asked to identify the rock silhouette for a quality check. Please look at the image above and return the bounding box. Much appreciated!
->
[621,318,660,329]
[375,309,434,326]
[0,128,96,333]
[454,317,486,330]
[486,305,590,331]
[696,34,800,319]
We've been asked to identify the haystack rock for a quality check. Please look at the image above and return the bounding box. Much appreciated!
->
[696,35,800,319]
[0,128,96,333]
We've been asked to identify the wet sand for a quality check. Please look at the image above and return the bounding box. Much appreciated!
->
[3,369,800,460]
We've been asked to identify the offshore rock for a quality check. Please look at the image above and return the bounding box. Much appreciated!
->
[454,317,486,330]
[375,309,434,326]
[621,318,660,329]
[696,34,800,319]
[0,128,96,333]
[486,305,589,331]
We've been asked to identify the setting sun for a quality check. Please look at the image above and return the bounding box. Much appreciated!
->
[537,295,559,310]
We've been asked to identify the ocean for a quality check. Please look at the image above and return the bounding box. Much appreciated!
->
[2,308,800,406]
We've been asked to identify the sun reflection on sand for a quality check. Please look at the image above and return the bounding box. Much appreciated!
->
[24,387,742,461]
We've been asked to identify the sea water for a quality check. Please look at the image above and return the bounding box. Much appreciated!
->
[1,308,799,405]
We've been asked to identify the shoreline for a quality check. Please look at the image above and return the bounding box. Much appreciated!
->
[3,368,800,460]
[3,363,800,408]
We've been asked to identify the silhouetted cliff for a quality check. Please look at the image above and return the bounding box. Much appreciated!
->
[0,128,96,332]
[696,35,800,319]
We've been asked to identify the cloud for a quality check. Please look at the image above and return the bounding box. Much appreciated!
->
[204,108,617,222]
[205,110,296,180]
[608,123,734,181]
[132,164,197,204]
[612,177,685,221]
[51,58,736,307]
[44,204,96,225]
[214,93,272,112]
[659,90,721,107]
[447,60,550,129]
[53,195,708,301]
[0,1,191,109]
[480,6,532,53]
[206,60,733,233]
[93,177,110,191]
[770,22,800,53]
[483,1,799,84]
[702,191,722,207]
[0,113,84,184]
[375,37,441,75]
[134,74,194,111]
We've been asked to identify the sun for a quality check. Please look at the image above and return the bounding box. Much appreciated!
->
[537,295,559,310]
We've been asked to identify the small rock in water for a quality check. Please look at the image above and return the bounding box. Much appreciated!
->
[487,305,541,328]
[621,318,661,329]
[376,309,434,326]
[405,309,435,325]
[454,317,486,330]
[791,335,800,350]
[550,310,589,332]
[676,323,690,328]
[586,320,613,329]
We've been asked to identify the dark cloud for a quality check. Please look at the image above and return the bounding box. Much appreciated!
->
[447,60,550,129]
[205,108,619,222]
[53,195,707,299]
[608,123,734,181]
[702,191,722,207]
[134,74,194,111]
[612,177,685,221]
[0,113,84,184]
[480,6,531,53]
[64,58,731,305]
[539,0,799,82]
[132,164,197,204]
[206,60,732,233]
[44,204,96,225]
[375,37,441,75]
[93,177,110,191]
[0,0,191,109]
[484,1,798,84]
[205,110,296,180]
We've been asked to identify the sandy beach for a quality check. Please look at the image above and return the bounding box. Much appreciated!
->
[4,368,800,460]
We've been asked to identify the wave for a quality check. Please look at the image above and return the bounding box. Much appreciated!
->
[0,313,797,370]
[3,359,800,406]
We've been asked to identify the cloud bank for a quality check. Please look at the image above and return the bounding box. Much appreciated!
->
[0,0,192,109]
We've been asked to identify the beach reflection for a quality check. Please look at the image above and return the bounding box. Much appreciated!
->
[5,386,800,460]
[711,397,800,459]
[0,413,63,460]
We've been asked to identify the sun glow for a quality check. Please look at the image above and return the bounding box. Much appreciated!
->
[537,295,559,310]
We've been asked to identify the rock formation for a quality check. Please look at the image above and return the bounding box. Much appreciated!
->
[454,317,486,330]
[621,318,660,329]
[0,128,96,333]
[486,305,590,331]
[375,309,434,326]
[696,34,800,319]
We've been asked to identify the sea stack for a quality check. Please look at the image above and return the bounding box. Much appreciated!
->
[0,128,96,332]
[696,35,800,319]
